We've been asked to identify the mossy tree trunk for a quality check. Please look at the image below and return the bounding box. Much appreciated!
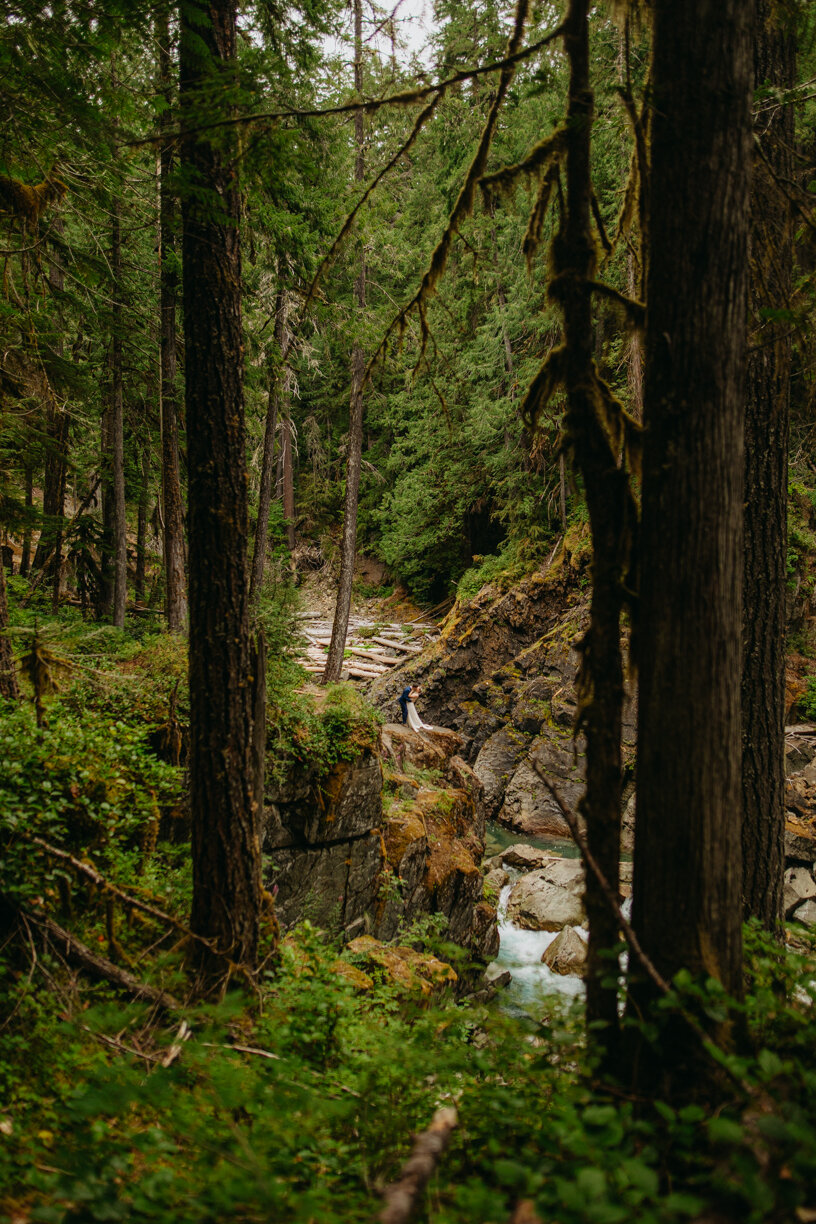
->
[741,0,795,932]
[627,0,752,1096]
[554,0,630,1067]
[180,0,262,991]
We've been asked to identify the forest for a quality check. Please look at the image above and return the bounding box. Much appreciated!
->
[3,0,816,1220]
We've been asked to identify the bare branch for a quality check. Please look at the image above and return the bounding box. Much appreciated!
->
[379,1106,458,1224]
[304,91,444,308]
[126,22,566,148]
[365,0,553,383]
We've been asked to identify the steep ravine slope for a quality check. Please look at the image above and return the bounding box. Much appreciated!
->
[367,535,816,906]
[262,721,499,989]
[366,534,639,843]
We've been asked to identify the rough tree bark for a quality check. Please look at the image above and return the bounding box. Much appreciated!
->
[324,0,366,684]
[180,0,263,988]
[551,0,630,1062]
[628,0,752,1095]
[741,0,795,932]
[158,6,188,633]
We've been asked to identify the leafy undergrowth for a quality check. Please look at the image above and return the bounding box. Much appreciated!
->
[3,597,816,1222]
[2,920,816,1223]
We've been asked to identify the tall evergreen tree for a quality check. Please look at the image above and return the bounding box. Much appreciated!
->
[180,0,262,988]
[628,0,753,1094]
[158,7,188,633]
[741,0,796,932]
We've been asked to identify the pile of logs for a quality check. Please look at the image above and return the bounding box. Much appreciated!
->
[296,614,438,682]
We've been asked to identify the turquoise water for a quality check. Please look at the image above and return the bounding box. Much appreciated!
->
[484,820,581,860]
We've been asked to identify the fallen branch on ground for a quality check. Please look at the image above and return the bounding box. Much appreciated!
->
[24,834,214,953]
[18,901,181,1010]
[379,1105,458,1224]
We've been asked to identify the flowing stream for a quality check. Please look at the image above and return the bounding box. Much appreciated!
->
[483,821,586,1018]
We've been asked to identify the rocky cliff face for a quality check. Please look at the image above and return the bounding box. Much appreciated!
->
[367,536,639,849]
[263,722,498,980]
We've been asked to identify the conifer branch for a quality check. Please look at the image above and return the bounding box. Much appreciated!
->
[304,91,443,308]
[364,0,539,383]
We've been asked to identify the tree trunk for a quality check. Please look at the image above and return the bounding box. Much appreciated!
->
[281,417,296,553]
[626,249,643,419]
[99,402,114,619]
[627,0,752,1096]
[180,0,263,989]
[741,0,795,932]
[136,437,150,605]
[0,559,20,700]
[324,0,366,684]
[555,0,628,1065]
[20,464,32,578]
[249,290,289,610]
[111,186,127,629]
[158,6,188,634]
[50,412,69,615]
[30,418,65,575]
[48,215,69,613]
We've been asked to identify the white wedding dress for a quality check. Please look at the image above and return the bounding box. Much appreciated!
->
[406,700,432,731]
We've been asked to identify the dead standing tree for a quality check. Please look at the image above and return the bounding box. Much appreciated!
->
[323,0,368,684]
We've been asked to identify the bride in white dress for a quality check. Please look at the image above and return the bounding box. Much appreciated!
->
[405,685,432,731]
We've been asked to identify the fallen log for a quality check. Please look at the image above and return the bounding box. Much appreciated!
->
[348,647,399,664]
[379,1105,458,1224]
[372,637,422,654]
[19,903,180,1011]
[25,834,205,945]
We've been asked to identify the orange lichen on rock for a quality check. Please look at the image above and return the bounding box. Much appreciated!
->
[383,808,428,869]
[346,934,457,994]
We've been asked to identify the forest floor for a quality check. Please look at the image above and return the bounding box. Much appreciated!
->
[2,576,816,1222]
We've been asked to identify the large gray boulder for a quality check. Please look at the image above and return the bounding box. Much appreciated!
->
[539,856,585,897]
[498,731,585,839]
[783,866,816,919]
[506,871,585,931]
[792,899,816,928]
[500,843,557,872]
[264,748,385,932]
[473,727,530,817]
[541,925,587,976]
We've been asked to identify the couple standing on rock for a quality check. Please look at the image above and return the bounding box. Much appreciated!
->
[398,685,433,732]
